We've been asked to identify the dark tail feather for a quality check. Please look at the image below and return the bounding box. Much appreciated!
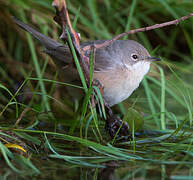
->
[12,16,71,63]
[12,16,62,50]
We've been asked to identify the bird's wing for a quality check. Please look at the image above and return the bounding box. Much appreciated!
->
[82,40,123,72]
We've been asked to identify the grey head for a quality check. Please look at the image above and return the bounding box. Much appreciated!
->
[87,40,158,72]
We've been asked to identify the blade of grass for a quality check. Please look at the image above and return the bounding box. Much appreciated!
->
[0,142,21,173]
[44,133,105,168]
[0,83,18,118]
[66,28,88,92]
[158,66,166,130]
[19,11,51,112]
[142,77,159,128]
[123,0,137,40]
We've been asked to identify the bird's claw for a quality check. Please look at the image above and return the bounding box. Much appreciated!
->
[105,116,129,138]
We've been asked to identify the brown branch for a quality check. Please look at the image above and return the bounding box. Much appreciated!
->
[83,12,193,51]
[52,0,90,82]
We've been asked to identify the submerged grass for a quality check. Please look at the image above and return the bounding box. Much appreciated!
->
[0,0,193,179]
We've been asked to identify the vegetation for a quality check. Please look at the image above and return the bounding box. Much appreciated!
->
[0,0,193,179]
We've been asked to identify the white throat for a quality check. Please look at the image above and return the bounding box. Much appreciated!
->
[122,61,151,100]
[126,61,150,72]
[131,61,150,78]
[98,61,151,107]
[126,61,150,87]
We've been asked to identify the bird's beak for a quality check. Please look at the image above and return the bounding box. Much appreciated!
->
[147,57,161,62]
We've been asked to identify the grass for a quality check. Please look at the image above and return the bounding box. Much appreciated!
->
[0,0,193,179]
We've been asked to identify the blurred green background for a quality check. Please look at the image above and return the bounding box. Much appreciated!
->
[0,0,193,179]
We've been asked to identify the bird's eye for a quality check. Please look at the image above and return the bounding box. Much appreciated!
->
[131,54,138,61]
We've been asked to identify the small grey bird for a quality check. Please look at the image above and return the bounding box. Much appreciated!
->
[13,17,159,107]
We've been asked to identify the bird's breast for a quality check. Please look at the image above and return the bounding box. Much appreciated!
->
[94,62,150,106]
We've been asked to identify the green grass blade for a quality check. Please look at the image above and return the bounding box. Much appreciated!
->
[20,11,51,112]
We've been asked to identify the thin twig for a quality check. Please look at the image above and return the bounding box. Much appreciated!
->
[83,12,193,51]
[14,107,32,127]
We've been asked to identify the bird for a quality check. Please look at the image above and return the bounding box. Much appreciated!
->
[13,17,160,107]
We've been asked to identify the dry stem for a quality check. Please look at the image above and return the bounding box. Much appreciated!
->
[83,12,193,51]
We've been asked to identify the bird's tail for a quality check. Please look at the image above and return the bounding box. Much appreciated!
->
[12,16,71,63]
[12,16,62,50]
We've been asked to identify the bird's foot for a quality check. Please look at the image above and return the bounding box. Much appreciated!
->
[105,115,129,138]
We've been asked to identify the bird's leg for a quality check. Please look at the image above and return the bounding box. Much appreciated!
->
[91,73,130,138]
[91,79,130,138]
[104,103,130,138]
